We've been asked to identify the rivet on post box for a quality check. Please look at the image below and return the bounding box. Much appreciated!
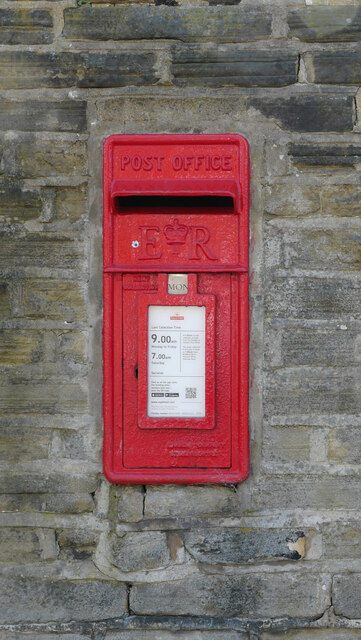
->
[103,134,249,484]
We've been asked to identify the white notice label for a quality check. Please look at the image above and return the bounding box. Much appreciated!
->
[148,305,205,418]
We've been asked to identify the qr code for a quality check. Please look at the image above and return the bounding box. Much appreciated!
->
[185,387,197,399]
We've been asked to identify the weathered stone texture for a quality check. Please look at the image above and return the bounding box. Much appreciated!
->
[0,184,41,222]
[0,51,157,90]
[183,528,305,563]
[0,427,50,461]
[0,493,94,514]
[289,143,361,169]
[265,322,361,367]
[328,426,361,464]
[265,182,361,218]
[171,48,298,88]
[22,280,85,320]
[0,527,56,561]
[288,6,361,42]
[322,522,361,559]
[111,485,145,523]
[333,575,361,618]
[0,282,11,318]
[63,6,272,42]
[0,232,85,270]
[249,94,354,132]
[306,51,361,84]
[0,101,87,133]
[109,531,170,571]
[265,367,361,417]
[255,476,361,510]
[262,426,310,463]
[0,8,53,45]
[0,330,42,365]
[0,577,127,623]
[265,277,361,318]
[145,485,238,518]
[131,574,328,617]
[0,381,87,415]
[12,138,87,178]
[265,226,361,271]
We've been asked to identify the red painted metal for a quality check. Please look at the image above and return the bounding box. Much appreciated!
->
[103,134,249,483]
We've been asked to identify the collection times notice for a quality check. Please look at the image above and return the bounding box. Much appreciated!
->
[147,305,205,418]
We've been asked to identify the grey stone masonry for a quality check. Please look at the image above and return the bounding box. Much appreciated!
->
[0,1,361,638]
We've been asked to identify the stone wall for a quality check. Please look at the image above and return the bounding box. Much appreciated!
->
[1,0,361,638]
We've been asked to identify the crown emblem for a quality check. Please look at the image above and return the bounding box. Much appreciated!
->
[163,219,188,254]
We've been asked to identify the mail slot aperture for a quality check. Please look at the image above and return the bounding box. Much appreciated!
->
[103,134,249,484]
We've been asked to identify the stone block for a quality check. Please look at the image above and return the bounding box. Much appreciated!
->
[0,330,42,365]
[289,143,361,169]
[0,51,157,90]
[0,282,11,318]
[13,138,87,178]
[0,466,96,494]
[288,6,361,42]
[171,47,298,88]
[184,528,305,564]
[255,476,361,510]
[0,634,88,640]
[54,330,86,363]
[145,485,238,518]
[0,183,41,223]
[105,634,246,640]
[262,426,310,463]
[55,431,99,462]
[249,94,354,132]
[0,427,50,461]
[111,485,144,523]
[63,6,272,42]
[53,184,88,225]
[0,100,86,132]
[96,95,245,131]
[130,573,328,617]
[57,527,99,561]
[264,182,321,217]
[23,280,85,320]
[0,232,85,270]
[0,8,53,45]
[265,226,361,271]
[306,50,361,84]
[328,426,361,464]
[262,631,361,640]
[265,322,361,367]
[333,574,361,617]
[264,367,361,418]
[321,184,361,216]
[265,277,361,318]
[109,531,170,571]
[0,381,87,415]
[322,522,361,559]
[0,527,56,562]
[0,577,127,623]
[0,493,94,514]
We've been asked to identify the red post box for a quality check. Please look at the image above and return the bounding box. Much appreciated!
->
[103,134,249,484]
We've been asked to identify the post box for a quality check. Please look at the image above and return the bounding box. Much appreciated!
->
[103,134,249,484]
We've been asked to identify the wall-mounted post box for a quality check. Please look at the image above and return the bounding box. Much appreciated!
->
[103,134,249,484]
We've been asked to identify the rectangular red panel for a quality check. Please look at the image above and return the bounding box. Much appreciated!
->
[103,134,249,483]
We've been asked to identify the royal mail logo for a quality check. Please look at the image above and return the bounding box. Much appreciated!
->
[164,219,188,254]
[170,315,184,321]
[137,219,218,261]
